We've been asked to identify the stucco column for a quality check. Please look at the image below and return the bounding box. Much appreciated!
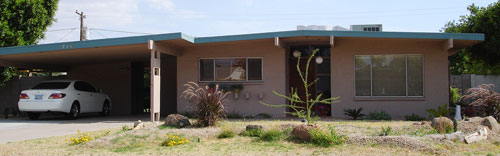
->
[149,40,161,122]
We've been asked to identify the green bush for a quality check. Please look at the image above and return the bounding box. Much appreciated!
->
[405,113,426,121]
[240,128,263,137]
[225,112,244,119]
[217,130,235,139]
[344,107,365,120]
[366,111,392,120]
[256,113,272,119]
[379,126,392,136]
[259,129,283,142]
[309,127,346,147]
[426,104,450,118]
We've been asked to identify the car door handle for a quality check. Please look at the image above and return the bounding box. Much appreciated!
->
[78,93,80,95]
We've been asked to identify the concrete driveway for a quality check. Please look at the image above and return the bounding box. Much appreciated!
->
[0,114,148,144]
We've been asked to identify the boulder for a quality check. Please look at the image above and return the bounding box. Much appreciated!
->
[482,116,500,134]
[465,127,488,144]
[431,117,454,133]
[164,114,191,128]
[246,125,263,131]
[292,124,320,141]
[444,131,465,142]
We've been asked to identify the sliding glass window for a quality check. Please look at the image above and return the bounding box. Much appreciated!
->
[355,55,423,97]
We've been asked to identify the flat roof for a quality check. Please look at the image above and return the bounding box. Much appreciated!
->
[0,30,484,55]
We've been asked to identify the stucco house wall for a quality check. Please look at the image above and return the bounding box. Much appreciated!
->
[330,38,449,119]
[176,40,287,117]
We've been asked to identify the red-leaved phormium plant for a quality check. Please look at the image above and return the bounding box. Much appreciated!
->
[461,84,500,120]
[182,82,229,127]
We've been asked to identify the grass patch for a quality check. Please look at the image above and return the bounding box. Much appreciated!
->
[309,127,346,147]
[240,128,263,137]
[158,125,177,130]
[410,128,438,137]
[217,130,235,139]
[259,129,283,142]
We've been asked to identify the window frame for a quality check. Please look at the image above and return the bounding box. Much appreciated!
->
[198,57,264,83]
[354,54,424,97]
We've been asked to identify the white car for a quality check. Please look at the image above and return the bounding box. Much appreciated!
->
[18,80,111,120]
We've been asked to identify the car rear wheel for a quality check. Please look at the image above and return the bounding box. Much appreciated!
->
[66,103,80,120]
[101,101,110,116]
[27,112,40,120]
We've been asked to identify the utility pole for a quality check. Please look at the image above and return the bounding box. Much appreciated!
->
[75,10,86,41]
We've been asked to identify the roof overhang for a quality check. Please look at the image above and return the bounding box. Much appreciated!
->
[0,30,484,68]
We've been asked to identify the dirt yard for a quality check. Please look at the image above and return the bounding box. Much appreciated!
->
[0,119,499,156]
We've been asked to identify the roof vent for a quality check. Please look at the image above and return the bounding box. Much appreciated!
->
[350,24,382,32]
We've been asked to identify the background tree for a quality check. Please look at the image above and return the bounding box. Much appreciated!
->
[0,0,59,86]
[442,1,500,75]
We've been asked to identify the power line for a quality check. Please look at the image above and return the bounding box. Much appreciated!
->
[89,28,152,35]
[45,28,77,32]
[56,29,76,42]
[92,29,108,38]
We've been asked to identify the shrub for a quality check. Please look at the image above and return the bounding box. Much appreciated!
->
[379,126,392,136]
[240,128,263,137]
[161,134,189,146]
[366,111,392,120]
[344,107,365,120]
[217,130,235,139]
[309,127,346,147]
[179,112,194,118]
[426,104,451,118]
[259,129,283,142]
[121,125,132,132]
[256,113,272,119]
[67,130,93,145]
[182,82,229,127]
[225,112,244,119]
[450,87,462,106]
[405,113,426,121]
[462,84,500,120]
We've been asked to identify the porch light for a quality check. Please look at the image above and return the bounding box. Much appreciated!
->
[293,50,301,58]
[315,56,323,64]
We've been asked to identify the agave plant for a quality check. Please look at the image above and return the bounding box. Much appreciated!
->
[344,107,365,120]
[182,82,230,127]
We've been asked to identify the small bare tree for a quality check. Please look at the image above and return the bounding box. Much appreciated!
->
[260,49,340,124]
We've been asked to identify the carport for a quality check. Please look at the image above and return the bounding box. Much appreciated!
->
[0,33,193,121]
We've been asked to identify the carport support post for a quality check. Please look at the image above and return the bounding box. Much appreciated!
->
[148,40,161,122]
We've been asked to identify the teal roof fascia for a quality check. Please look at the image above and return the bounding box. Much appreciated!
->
[194,30,484,43]
[0,30,484,55]
[0,32,193,55]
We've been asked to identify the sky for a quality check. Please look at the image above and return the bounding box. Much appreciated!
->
[39,0,497,44]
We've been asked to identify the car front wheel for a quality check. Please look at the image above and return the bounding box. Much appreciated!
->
[66,103,80,120]
[27,112,40,120]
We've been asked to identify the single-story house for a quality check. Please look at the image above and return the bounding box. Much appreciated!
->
[0,30,484,120]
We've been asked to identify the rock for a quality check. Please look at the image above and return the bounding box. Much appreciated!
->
[292,124,320,141]
[444,131,465,142]
[164,114,191,128]
[431,117,454,133]
[246,125,263,131]
[133,120,144,130]
[482,116,500,133]
[465,127,488,144]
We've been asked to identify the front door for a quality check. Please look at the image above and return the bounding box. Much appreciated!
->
[288,45,331,116]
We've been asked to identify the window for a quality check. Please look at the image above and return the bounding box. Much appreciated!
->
[74,81,97,92]
[32,82,71,89]
[355,55,423,97]
[199,58,263,82]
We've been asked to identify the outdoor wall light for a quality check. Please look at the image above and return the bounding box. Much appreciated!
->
[293,50,301,58]
[315,56,323,64]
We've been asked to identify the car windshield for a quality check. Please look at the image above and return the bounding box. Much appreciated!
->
[32,82,71,89]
